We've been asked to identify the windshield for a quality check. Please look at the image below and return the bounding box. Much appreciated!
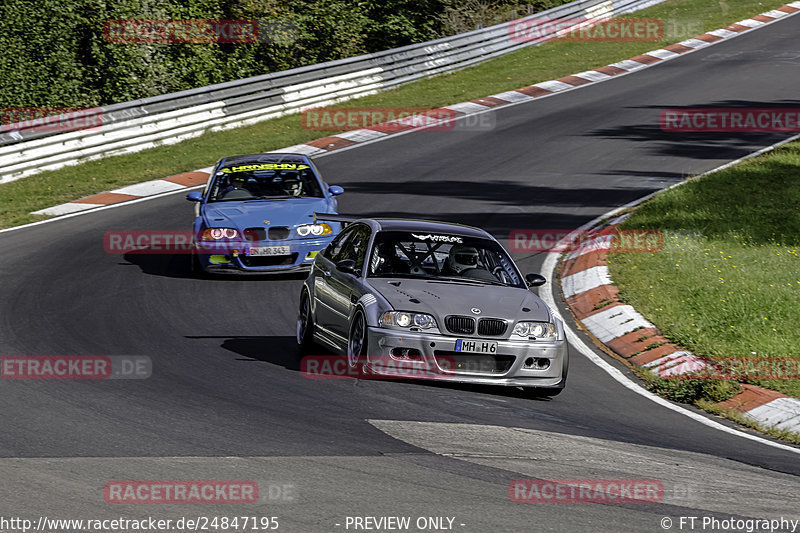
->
[367,231,523,287]
[208,162,323,202]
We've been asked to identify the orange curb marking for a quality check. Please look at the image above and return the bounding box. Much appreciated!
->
[471,97,508,107]
[566,285,620,319]
[718,384,788,412]
[557,75,593,86]
[437,108,465,116]
[628,346,682,366]
[629,54,661,65]
[561,250,608,278]
[163,171,210,187]
[778,5,800,12]
[73,192,140,204]
[724,24,750,32]
[580,300,626,319]
[752,14,777,22]
[664,43,693,54]
[606,328,664,358]
[305,136,357,150]
[696,33,724,43]
[516,86,553,97]
[595,65,628,76]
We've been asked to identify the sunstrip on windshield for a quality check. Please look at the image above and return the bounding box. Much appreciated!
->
[411,234,464,243]
[219,163,310,173]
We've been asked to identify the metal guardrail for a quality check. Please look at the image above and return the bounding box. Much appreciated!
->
[0,0,665,184]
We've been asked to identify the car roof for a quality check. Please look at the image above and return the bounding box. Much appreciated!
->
[367,218,492,239]
[218,153,311,167]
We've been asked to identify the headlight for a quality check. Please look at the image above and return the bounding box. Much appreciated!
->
[512,321,557,340]
[380,311,437,330]
[201,228,240,240]
[297,223,332,236]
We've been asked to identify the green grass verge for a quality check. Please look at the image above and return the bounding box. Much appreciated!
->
[0,0,789,229]
[635,367,742,404]
[609,140,800,399]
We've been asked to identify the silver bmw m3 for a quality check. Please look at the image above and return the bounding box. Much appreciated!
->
[297,217,568,396]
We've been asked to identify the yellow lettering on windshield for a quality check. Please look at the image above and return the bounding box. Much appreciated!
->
[218,163,310,173]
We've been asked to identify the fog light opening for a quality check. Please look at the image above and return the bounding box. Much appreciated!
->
[390,348,422,360]
[524,357,550,369]
[209,254,232,264]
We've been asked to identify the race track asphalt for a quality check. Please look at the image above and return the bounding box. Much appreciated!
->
[1,13,798,533]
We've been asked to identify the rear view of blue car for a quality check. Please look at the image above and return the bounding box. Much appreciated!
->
[186,153,344,274]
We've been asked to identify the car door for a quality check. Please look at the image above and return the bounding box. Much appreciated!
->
[324,224,371,340]
[313,227,356,338]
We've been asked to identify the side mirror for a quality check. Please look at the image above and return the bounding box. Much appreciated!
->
[328,185,344,196]
[335,258,358,275]
[186,191,204,202]
[525,273,547,288]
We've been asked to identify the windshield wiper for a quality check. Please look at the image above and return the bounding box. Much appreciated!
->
[429,276,507,286]
[369,272,434,279]
[246,195,293,200]
[210,198,253,203]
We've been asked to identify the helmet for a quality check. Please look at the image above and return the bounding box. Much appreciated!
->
[371,241,392,273]
[231,174,248,187]
[281,171,302,197]
[447,245,479,273]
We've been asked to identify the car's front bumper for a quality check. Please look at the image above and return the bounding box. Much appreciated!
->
[196,237,332,274]
[364,327,567,387]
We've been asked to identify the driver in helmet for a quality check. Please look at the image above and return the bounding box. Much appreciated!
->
[281,171,303,197]
[371,241,409,275]
[219,172,250,198]
[231,174,248,188]
[444,244,479,275]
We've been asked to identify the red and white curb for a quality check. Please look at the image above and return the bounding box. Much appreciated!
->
[560,218,800,435]
[32,1,800,217]
[32,169,213,216]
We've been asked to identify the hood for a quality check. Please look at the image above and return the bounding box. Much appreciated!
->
[202,198,330,229]
[371,278,551,324]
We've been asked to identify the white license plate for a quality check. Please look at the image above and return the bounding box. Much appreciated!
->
[455,339,498,354]
[250,246,291,257]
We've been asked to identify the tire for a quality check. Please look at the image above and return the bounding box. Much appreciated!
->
[190,249,200,275]
[190,248,208,278]
[347,310,368,369]
[297,290,315,353]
